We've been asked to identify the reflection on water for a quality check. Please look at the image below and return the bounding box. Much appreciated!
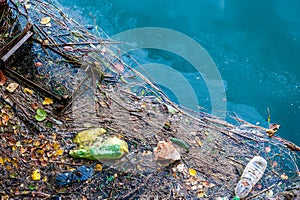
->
[59,0,300,145]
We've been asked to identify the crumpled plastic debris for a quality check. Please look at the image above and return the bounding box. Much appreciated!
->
[154,141,181,165]
[69,128,128,160]
[55,165,94,186]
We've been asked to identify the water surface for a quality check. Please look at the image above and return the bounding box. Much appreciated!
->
[59,0,300,145]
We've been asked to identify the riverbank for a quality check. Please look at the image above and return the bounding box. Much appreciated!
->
[0,0,299,199]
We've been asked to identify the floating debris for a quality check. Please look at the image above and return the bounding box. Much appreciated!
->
[6,83,19,93]
[70,129,128,160]
[235,156,267,198]
[55,166,94,186]
[154,141,181,165]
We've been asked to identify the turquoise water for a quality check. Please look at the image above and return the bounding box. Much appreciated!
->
[59,0,300,145]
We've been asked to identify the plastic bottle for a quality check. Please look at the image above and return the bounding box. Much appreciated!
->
[235,156,267,198]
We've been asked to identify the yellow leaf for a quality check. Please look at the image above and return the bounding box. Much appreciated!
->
[189,168,197,176]
[42,176,48,182]
[55,149,64,156]
[31,169,41,181]
[197,191,205,198]
[42,97,53,105]
[16,141,22,147]
[95,164,103,171]
[23,88,33,95]
[40,17,51,25]
[33,141,41,147]
[36,149,44,155]
[12,160,18,168]
[20,147,26,154]
[53,142,60,150]
[0,157,4,165]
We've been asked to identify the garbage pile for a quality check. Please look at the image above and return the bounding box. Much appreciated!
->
[0,0,299,199]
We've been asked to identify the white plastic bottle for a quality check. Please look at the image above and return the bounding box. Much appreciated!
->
[235,156,267,198]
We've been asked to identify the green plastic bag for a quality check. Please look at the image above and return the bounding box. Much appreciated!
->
[70,128,128,160]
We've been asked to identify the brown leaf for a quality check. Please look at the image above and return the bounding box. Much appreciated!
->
[0,71,7,86]
[31,103,39,110]
[154,141,181,163]
[2,113,10,123]
[202,180,215,188]
[266,123,280,137]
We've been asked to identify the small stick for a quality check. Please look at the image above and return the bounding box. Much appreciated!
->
[245,184,276,200]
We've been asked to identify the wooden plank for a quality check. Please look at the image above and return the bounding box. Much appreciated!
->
[1,31,33,62]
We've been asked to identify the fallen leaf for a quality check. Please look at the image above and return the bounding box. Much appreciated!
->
[189,168,197,176]
[54,149,63,156]
[0,71,7,86]
[23,88,34,95]
[11,159,18,167]
[31,103,39,110]
[203,181,215,188]
[33,141,41,147]
[53,142,60,150]
[40,17,51,25]
[35,62,43,67]
[31,169,41,181]
[42,97,53,105]
[6,83,19,93]
[42,176,48,182]
[280,173,288,180]
[95,164,103,171]
[40,160,48,167]
[42,40,49,45]
[197,190,205,198]
[36,149,44,155]
[20,147,26,154]
[269,123,280,130]
[266,124,280,137]
[154,141,181,164]
[35,109,47,122]
[2,113,10,123]
[0,157,4,165]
